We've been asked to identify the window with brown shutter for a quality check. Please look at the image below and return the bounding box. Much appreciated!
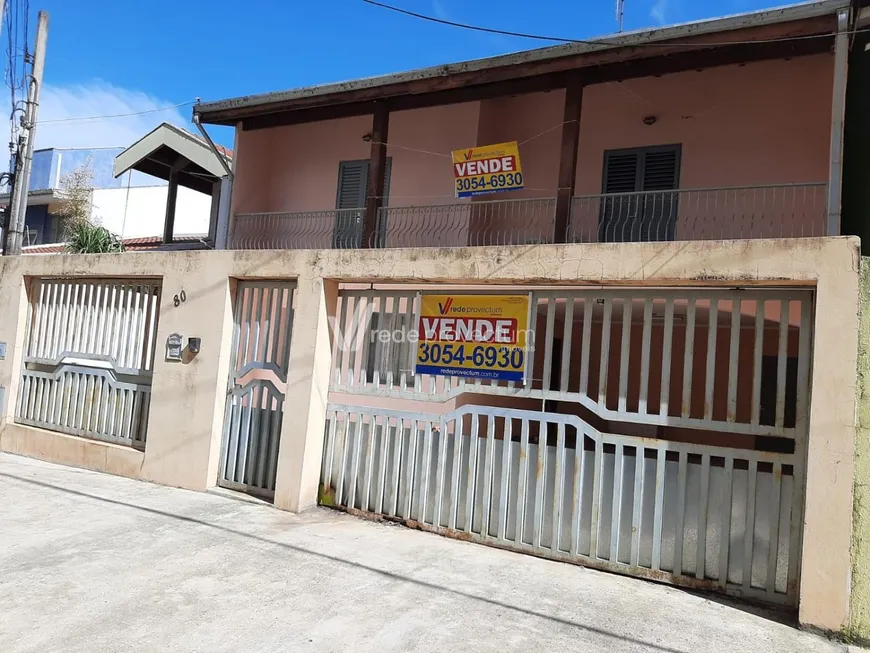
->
[600,144,681,242]
[333,159,392,248]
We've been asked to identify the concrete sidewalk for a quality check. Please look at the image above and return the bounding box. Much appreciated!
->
[0,453,851,653]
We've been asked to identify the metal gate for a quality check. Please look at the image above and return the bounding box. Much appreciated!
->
[321,286,813,606]
[219,280,296,500]
[16,278,161,448]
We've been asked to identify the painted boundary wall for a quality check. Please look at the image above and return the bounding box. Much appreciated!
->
[0,237,862,636]
[849,259,870,643]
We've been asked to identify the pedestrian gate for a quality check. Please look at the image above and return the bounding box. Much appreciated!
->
[320,286,813,606]
[219,281,296,500]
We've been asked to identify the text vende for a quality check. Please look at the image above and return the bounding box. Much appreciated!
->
[418,317,517,343]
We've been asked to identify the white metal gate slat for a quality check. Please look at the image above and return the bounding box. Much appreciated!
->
[321,403,799,605]
[324,285,812,607]
[330,288,812,441]
[16,278,161,449]
[219,281,296,499]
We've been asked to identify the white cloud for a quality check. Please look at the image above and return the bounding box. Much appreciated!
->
[432,0,449,20]
[31,81,191,150]
[650,0,668,25]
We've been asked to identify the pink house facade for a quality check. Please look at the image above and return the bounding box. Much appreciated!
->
[200,2,849,251]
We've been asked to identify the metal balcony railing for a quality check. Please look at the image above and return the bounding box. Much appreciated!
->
[230,198,557,249]
[229,208,366,250]
[230,183,828,250]
[375,197,557,248]
[568,183,827,243]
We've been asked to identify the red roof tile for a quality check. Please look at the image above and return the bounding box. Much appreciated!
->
[21,234,205,255]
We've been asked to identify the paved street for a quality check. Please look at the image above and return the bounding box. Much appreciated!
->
[0,452,851,652]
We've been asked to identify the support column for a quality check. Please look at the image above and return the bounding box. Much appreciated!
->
[207,179,221,245]
[213,177,233,250]
[163,167,180,245]
[554,78,583,244]
[363,101,389,248]
[273,275,338,512]
[0,258,29,426]
[140,263,234,491]
[826,8,849,236]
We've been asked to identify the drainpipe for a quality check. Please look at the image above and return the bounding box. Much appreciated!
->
[193,113,234,180]
[192,112,234,249]
[826,7,850,237]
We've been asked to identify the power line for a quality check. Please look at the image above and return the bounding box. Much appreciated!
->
[5,0,30,153]
[361,0,866,47]
[362,0,583,44]
[36,99,197,125]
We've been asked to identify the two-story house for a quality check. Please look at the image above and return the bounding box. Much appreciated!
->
[196,0,858,251]
[6,0,870,640]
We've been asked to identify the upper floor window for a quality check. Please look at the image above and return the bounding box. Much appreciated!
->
[335,159,392,210]
[333,159,392,248]
[600,144,681,242]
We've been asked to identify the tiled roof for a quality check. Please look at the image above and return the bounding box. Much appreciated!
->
[22,234,205,255]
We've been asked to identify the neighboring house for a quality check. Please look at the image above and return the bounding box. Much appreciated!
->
[2,124,230,248]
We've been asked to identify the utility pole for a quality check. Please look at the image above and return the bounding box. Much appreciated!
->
[4,10,48,256]
[0,0,9,251]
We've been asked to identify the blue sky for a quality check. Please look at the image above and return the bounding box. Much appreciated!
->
[24,0,787,147]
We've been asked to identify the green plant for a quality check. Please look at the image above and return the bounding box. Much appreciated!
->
[55,162,94,225]
[55,160,124,254]
[64,220,124,254]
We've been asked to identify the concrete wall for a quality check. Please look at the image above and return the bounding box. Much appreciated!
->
[575,54,832,193]
[850,259,870,642]
[26,147,163,192]
[476,90,565,200]
[92,185,211,239]
[20,184,213,246]
[230,55,832,217]
[22,205,53,245]
[390,102,481,207]
[0,236,861,636]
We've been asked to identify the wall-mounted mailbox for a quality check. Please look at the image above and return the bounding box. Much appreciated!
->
[166,333,183,362]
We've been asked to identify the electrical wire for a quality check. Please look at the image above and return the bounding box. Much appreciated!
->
[361,0,584,44]
[361,0,866,46]
[370,116,575,161]
[5,0,23,129]
[22,0,29,63]
[36,100,197,125]
[4,0,30,187]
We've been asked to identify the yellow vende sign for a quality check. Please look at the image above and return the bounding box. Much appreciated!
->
[452,141,524,198]
[415,294,530,382]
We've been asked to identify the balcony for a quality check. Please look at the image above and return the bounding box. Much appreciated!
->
[570,183,827,242]
[230,208,366,250]
[229,183,828,250]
